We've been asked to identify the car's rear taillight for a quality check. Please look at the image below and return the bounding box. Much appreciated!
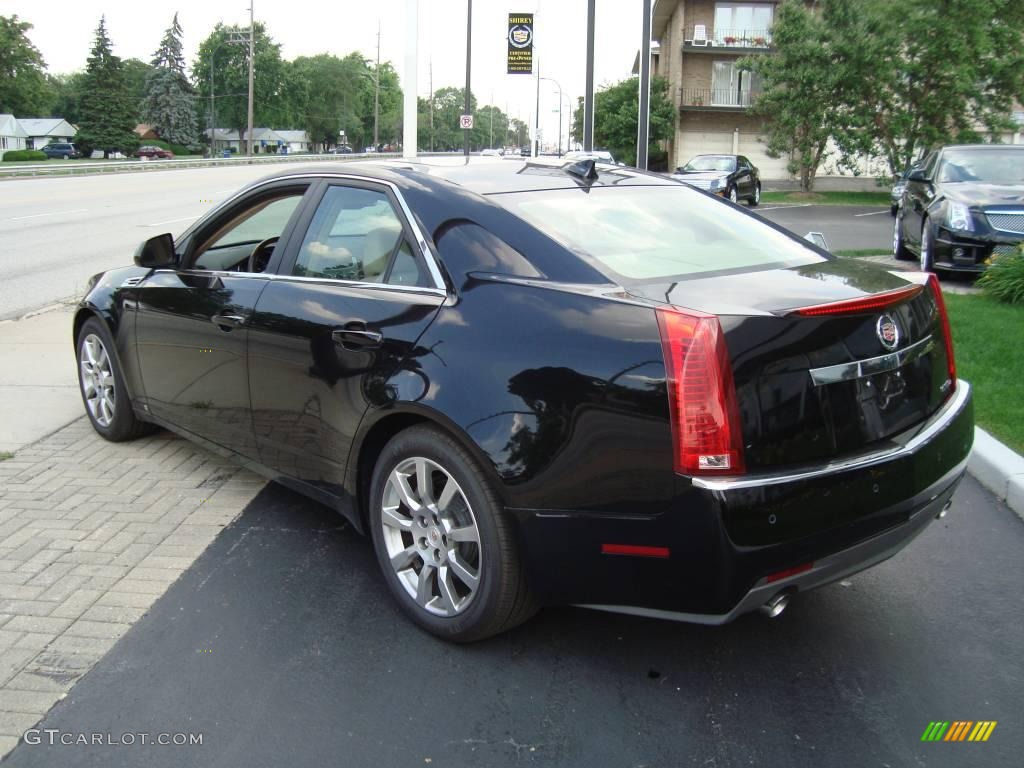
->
[927,274,957,395]
[656,308,745,475]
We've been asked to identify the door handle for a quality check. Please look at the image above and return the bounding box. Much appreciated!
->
[211,314,246,331]
[332,327,383,349]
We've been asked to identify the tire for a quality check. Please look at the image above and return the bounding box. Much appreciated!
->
[369,425,537,642]
[728,186,738,203]
[76,317,155,442]
[893,214,913,261]
[920,218,935,272]
[746,182,761,207]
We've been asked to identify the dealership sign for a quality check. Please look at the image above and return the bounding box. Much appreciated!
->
[507,13,534,74]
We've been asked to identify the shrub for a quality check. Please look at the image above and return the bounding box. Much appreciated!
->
[147,138,201,156]
[978,245,1024,305]
[2,150,48,162]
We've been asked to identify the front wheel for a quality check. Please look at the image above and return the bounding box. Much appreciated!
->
[920,218,936,272]
[369,426,536,642]
[728,186,738,203]
[76,318,155,442]
[893,215,913,260]
[746,183,761,207]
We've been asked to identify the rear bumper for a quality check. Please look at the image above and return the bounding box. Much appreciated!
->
[512,381,973,621]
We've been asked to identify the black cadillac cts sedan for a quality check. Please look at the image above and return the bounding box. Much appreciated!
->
[74,158,973,641]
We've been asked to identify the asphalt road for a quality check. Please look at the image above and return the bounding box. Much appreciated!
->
[0,162,341,320]
[5,473,1021,768]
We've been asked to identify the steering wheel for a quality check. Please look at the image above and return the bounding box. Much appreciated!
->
[247,236,279,273]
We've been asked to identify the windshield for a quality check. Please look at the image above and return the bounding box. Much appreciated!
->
[496,186,825,281]
[681,155,736,172]
[937,149,1024,184]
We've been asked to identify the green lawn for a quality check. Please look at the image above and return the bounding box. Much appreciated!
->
[944,293,1024,453]
[834,248,892,258]
[0,451,13,462]
[761,190,892,206]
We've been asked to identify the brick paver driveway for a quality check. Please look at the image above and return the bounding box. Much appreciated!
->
[0,419,264,757]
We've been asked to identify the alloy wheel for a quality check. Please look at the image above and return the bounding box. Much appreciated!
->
[920,221,933,271]
[80,333,116,427]
[753,184,760,204]
[729,187,738,203]
[893,215,901,255]
[380,457,482,617]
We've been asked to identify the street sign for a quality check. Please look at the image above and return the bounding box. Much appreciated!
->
[460,114,474,130]
[507,13,534,74]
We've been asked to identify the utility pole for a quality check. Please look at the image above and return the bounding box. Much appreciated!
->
[374,19,381,149]
[403,0,417,159]
[541,77,563,156]
[489,89,494,149]
[637,0,652,169]
[246,2,254,156]
[534,51,540,157]
[429,58,434,152]
[463,0,472,158]
[584,0,595,151]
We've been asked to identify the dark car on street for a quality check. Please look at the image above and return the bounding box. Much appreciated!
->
[135,145,175,160]
[893,144,1024,272]
[73,158,972,641]
[672,153,761,205]
[41,142,80,159]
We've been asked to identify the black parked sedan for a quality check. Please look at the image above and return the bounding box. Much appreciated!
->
[671,153,761,205]
[894,144,1024,271]
[74,158,972,641]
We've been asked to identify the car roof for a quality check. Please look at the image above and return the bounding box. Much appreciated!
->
[939,144,1024,152]
[251,156,677,196]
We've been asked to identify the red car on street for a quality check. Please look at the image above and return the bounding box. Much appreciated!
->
[135,145,174,160]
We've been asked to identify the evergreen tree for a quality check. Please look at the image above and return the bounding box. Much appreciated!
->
[142,14,198,147]
[75,17,138,158]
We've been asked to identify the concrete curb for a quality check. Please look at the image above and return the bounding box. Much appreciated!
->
[969,427,1024,521]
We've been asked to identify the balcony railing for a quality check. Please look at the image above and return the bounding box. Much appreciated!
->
[678,87,761,109]
[683,26,772,50]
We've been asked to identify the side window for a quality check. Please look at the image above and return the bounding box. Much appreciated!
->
[192,191,305,272]
[293,185,428,287]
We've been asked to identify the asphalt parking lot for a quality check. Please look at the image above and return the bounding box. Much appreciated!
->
[754,203,893,253]
[4,473,1021,768]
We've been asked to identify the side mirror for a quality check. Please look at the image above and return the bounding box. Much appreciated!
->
[907,168,929,183]
[804,231,830,251]
[134,233,177,269]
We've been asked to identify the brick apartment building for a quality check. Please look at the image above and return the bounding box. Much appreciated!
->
[651,0,789,177]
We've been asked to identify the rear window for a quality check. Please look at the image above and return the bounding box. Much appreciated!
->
[495,186,824,281]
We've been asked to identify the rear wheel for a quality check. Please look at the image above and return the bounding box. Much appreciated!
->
[369,426,536,642]
[76,318,155,442]
[893,214,913,260]
[746,183,761,207]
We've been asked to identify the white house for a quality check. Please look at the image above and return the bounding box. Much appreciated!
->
[205,127,307,154]
[18,118,76,150]
[0,114,28,159]
[275,130,311,153]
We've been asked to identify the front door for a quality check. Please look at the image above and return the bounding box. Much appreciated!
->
[135,183,312,457]
[247,181,446,500]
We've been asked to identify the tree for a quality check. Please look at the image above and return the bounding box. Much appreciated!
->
[740,0,847,191]
[840,0,1024,174]
[570,76,676,167]
[193,23,288,151]
[142,14,198,146]
[48,72,85,124]
[75,17,138,158]
[0,15,52,116]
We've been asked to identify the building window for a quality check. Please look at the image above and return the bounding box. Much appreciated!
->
[711,61,762,106]
[714,3,773,45]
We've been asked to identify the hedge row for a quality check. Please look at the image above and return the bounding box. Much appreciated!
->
[2,150,49,162]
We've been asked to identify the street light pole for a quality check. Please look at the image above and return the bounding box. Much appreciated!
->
[374,19,380,149]
[246,2,254,156]
[541,77,563,156]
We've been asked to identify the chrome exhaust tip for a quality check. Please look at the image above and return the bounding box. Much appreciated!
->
[760,593,789,619]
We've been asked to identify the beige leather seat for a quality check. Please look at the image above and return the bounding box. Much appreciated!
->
[361,224,403,281]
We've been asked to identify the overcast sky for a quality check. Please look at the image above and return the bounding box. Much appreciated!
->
[8,0,646,143]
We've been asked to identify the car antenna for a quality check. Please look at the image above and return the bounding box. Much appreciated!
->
[563,158,598,182]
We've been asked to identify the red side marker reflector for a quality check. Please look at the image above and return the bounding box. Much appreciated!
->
[790,284,923,317]
[601,544,671,559]
[766,561,814,583]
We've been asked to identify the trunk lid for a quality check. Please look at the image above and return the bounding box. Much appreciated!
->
[630,259,954,470]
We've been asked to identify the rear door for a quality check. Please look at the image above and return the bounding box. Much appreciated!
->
[247,180,446,497]
[134,181,313,457]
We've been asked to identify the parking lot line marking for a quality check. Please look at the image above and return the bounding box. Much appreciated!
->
[9,208,88,221]
[854,210,890,217]
[145,215,200,227]
[757,204,814,211]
